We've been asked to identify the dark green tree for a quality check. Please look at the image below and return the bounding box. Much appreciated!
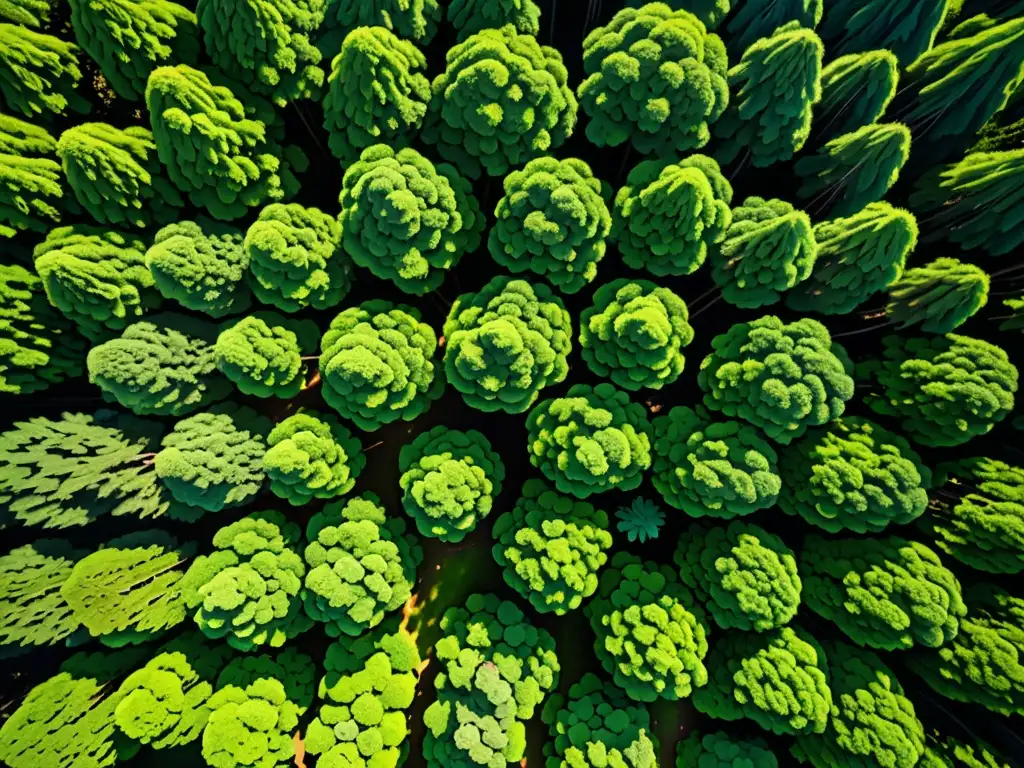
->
[448,0,539,40]
[885,257,990,333]
[814,51,899,143]
[615,498,665,543]
[0,113,65,237]
[819,0,949,65]
[264,410,364,505]
[0,24,87,118]
[922,732,1016,768]
[626,0,729,28]
[0,540,85,652]
[723,0,822,59]
[214,312,316,398]
[317,0,440,51]
[677,731,777,768]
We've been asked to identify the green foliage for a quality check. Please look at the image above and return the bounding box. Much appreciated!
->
[338,144,481,294]
[303,493,422,637]
[614,155,732,276]
[215,647,315,709]
[697,315,854,444]
[245,202,349,311]
[794,123,911,217]
[527,382,653,498]
[791,642,925,768]
[319,299,443,431]
[68,0,198,100]
[675,521,800,632]
[677,730,777,768]
[155,403,270,513]
[922,732,1015,768]
[723,0,822,58]
[578,4,728,155]
[146,219,250,317]
[318,0,440,49]
[0,540,84,652]
[0,0,52,25]
[693,625,831,735]
[910,150,1024,257]
[0,262,85,394]
[1000,297,1024,331]
[652,405,780,519]
[819,0,948,65]
[492,478,612,615]
[786,202,918,315]
[62,530,193,645]
[448,0,538,40]
[615,498,665,543]
[443,276,572,413]
[710,196,816,309]
[214,312,316,398]
[398,426,504,543]
[57,122,183,228]
[264,410,363,505]
[196,0,324,105]
[203,678,300,768]
[542,673,655,768]
[87,314,231,416]
[33,224,159,341]
[885,257,990,333]
[924,457,1024,574]
[860,333,1018,448]
[778,417,932,534]
[586,552,708,702]
[815,51,899,143]
[0,113,65,237]
[422,24,576,178]
[0,25,87,118]
[906,584,1024,715]
[488,156,610,293]
[580,279,693,390]
[182,510,311,651]
[715,22,823,168]
[322,26,429,164]
[422,593,559,768]
[146,65,306,220]
[802,535,966,651]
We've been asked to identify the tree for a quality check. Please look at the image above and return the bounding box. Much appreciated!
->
[885,258,990,333]
[0,540,85,652]
[909,150,1024,257]
[693,625,832,735]
[319,300,443,431]
[819,0,949,65]
[675,521,800,632]
[778,418,932,534]
[0,0,53,26]
[245,202,350,311]
[443,276,572,413]
[924,457,1024,574]
[906,584,1024,715]
[794,123,911,217]
[710,196,816,309]
[56,122,183,228]
[203,678,300,768]
[652,405,781,519]
[421,24,576,178]
[786,202,918,315]
[860,333,1018,448]
[398,426,504,543]
[214,648,315,710]
[626,0,729,29]
[488,156,611,294]
[181,510,311,651]
[677,730,777,768]
[33,224,159,341]
[0,24,87,118]
[615,498,665,543]
[155,403,270,514]
[1000,297,1024,332]
[697,315,854,444]
[526,382,653,498]
[814,51,899,143]
[578,4,728,155]
[317,0,440,52]
[715,22,823,168]
[322,26,429,164]
[802,536,966,652]
[0,262,86,394]
[214,312,317,398]
[613,155,732,276]
[68,0,198,100]
[338,144,481,294]
[146,65,307,220]
[580,279,693,390]
[303,493,421,637]
[87,314,231,416]
[723,0,822,59]
[196,0,324,105]
[922,732,1016,768]
[448,0,538,40]
[542,673,655,768]
[586,552,708,702]
[62,530,193,646]
[145,219,250,317]
[492,478,612,615]
[264,410,364,505]
[791,642,926,768]
[0,113,65,237]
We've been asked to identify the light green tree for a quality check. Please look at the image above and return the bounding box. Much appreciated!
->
[0,113,66,237]
[885,258,990,333]
[0,24,88,118]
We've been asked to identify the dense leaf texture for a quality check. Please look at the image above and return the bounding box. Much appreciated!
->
[0,24,87,118]
[814,51,899,143]
[318,0,440,48]
[0,540,84,652]
[886,258,990,333]
[723,0,821,58]
[215,313,314,398]
[0,113,65,237]
[448,0,539,40]
[264,410,363,505]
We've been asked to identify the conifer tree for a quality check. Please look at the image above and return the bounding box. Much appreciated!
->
[264,410,364,505]
[815,51,899,143]
[0,113,65,237]
[0,24,88,118]
[0,540,85,652]
[723,0,822,59]
[448,0,539,40]
[819,0,949,65]
[317,0,440,51]
[57,122,184,228]
[886,258,990,333]
[0,0,52,26]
